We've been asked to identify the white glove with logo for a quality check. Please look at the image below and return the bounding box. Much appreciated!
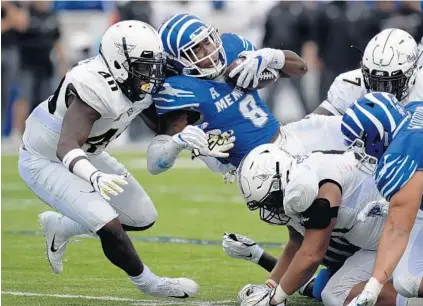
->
[228,49,285,88]
[172,124,209,151]
[241,288,286,306]
[238,280,277,303]
[90,171,128,201]
[222,233,263,263]
[346,278,383,306]
[189,123,236,159]
[347,291,379,306]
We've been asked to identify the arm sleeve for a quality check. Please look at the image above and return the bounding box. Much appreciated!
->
[146,134,183,175]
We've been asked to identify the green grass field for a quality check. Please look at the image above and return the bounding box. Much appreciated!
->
[1,153,322,306]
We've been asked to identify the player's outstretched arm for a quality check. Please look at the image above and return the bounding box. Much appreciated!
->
[271,183,341,305]
[268,226,303,282]
[147,111,235,175]
[147,111,189,175]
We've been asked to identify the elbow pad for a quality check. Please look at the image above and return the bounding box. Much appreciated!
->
[147,135,183,175]
[300,198,339,229]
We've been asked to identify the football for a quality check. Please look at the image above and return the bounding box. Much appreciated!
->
[225,57,280,90]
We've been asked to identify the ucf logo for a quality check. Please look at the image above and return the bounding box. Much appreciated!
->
[114,42,136,56]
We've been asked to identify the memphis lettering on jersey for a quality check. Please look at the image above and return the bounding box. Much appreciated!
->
[409,106,423,130]
[211,87,244,113]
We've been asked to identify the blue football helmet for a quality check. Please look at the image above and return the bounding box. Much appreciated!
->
[341,92,409,174]
[158,13,227,79]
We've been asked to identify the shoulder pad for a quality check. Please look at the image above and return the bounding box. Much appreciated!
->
[153,76,204,115]
[67,66,117,117]
[221,33,256,65]
[326,69,366,115]
[284,161,319,215]
[376,153,418,201]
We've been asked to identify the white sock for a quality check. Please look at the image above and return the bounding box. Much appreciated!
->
[57,216,91,240]
[129,265,160,288]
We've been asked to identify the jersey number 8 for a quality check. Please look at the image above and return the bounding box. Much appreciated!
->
[239,95,268,127]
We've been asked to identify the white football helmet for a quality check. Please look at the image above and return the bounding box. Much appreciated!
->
[362,28,419,102]
[237,144,294,225]
[99,20,166,100]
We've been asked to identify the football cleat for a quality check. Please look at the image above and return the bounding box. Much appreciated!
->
[138,277,199,298]
[222,232,264,263]
[38,211,69,274]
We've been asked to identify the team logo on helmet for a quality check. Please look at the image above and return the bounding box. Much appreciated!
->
[114,42,136,56]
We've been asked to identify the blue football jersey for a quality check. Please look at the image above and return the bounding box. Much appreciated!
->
[154,33,280,167]
[375,101,423,202]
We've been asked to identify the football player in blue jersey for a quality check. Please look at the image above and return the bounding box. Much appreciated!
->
[342,92,423,306]
[146,13,307,176]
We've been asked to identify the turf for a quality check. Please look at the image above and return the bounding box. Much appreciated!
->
[1,153,323,306]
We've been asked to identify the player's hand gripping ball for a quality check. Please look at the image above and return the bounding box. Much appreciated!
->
[225,57,280,90]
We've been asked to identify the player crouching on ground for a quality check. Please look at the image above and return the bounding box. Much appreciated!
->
[341,93,423,306]
[231,143,423,306]
[18,21,200,298]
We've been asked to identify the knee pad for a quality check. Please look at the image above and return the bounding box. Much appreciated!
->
[393,274,421,298]
[122,221,155,232]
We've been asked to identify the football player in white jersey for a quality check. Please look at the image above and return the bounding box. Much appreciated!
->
[314,28,423,117]
[230,144,423,306]
[16,21,215,299]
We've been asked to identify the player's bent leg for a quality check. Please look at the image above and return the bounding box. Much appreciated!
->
[18,147,118,273]
[97,217,198,298]
[90,152,158,230]
[90,152,198,298]
[392,220,423,301]
[322,250,396,306]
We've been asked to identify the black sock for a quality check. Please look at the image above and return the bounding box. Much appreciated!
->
[97,219,143,277]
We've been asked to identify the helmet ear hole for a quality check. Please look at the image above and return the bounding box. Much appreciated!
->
[114,61,121,70]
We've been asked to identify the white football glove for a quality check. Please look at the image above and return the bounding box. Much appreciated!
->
[346,278,383,306]
[357,200,389,222]
[222,233,263,263]
[191,124,236,159]
[228,49,285,89]
[240,288,286,306]
[347,291,378,306]
[223,169,237,184]
[90,171,128,201]
[238,281,276,303]
[172,124,209,151]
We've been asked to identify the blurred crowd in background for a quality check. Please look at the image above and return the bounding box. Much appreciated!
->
[2,0,423,148]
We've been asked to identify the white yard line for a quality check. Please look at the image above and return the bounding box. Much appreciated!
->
[2,291,234,306]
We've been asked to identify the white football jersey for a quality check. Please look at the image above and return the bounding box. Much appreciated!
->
[23,56,152,160]
[318,68,423,115]
[267,152,386,269]
[283,114,346,153]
